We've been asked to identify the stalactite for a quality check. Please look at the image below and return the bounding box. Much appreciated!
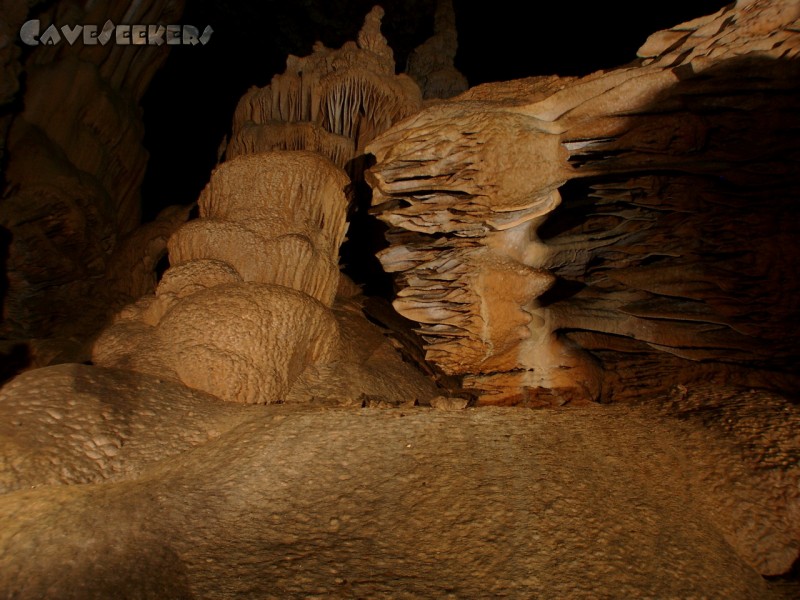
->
[228,6,421,171]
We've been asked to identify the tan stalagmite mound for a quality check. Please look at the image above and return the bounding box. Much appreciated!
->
[406,0,469,100]
[93,151,350,404]
[227,6,422,169]
[170,153,349,304]
[367,0,800,405]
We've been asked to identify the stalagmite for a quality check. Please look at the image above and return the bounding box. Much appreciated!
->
[406,0,469,100]
[93,152,349,404]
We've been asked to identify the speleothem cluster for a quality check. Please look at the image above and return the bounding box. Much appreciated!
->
[227,6,421,171]
[368,0,800,405]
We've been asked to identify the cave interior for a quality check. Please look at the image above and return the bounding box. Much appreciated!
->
[1,0,799,597]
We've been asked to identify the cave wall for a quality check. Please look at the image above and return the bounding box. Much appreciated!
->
[0,0,187,370]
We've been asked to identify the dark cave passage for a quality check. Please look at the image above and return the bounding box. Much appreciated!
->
[338,155,396,299]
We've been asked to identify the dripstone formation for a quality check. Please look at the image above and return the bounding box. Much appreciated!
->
[368,0,800,405]
[93,152,348,404]
[227,6,421,171]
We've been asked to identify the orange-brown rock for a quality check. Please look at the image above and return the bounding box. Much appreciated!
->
[1,371,798,594]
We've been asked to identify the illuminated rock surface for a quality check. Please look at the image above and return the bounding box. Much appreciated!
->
[368,0,800,404]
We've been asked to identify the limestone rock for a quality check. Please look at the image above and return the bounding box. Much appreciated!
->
[406,0,469,100]
[0,400,794,597]
[0,363,258,493]
[653,384,800,576]
[173,152,350,304]
[428,395,470,410]
[3,3,799,595]
[287,296,440,407]
[155,258,242,303]
[157,282,338,404]
[104,204,193,312]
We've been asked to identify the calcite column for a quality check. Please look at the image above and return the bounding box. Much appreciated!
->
[367,104,601,405]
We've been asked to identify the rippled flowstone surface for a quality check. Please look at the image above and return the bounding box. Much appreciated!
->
[2,370,798,598]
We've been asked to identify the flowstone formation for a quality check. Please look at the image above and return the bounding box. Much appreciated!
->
[368,0,800,405]
[2,385,800,596]
[227,6,421,171]
[94,152,348,404]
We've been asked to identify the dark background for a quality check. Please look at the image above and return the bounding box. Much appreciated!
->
[140,0,732,220]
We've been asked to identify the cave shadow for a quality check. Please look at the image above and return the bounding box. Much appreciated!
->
[0,226,31,384]
[340,153,395,299]
[0,225,10,327]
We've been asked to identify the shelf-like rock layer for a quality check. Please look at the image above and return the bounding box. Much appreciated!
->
[368,0,800,404]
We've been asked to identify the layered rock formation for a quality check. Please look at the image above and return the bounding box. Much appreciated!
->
[0,0,187,369]
[227,6,421,171]
[368,0,800,405]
